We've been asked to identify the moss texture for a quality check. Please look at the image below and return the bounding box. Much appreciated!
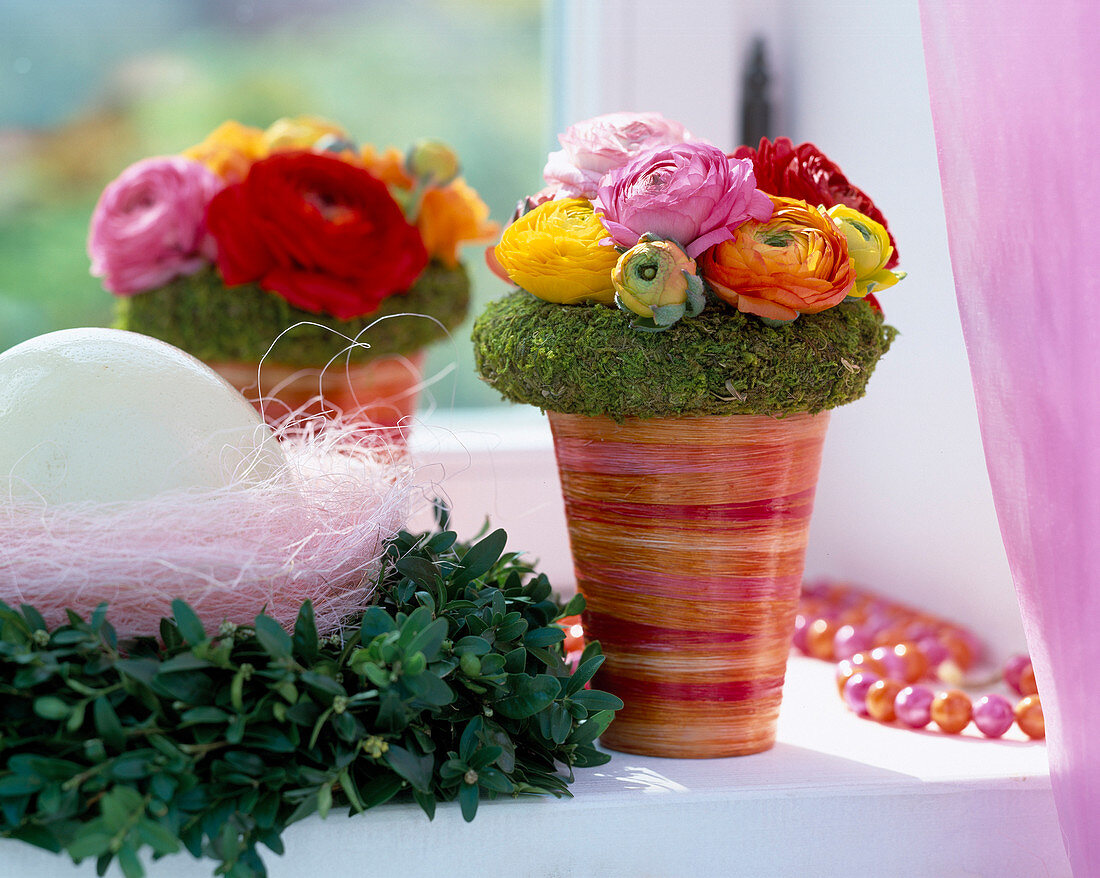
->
[118,261,470,367]
[472,291,897,420]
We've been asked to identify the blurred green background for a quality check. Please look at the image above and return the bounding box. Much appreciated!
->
[0,0,548,407]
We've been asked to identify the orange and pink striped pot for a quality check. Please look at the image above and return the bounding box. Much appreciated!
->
[209,351,424,439]
[548,410,830,758]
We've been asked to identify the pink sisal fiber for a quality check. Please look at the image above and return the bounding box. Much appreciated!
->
[0,411,415,637]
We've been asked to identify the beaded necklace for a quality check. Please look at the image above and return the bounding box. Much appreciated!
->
[795,580,1044,739]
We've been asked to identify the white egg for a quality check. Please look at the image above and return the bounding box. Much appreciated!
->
[0,328,286,504]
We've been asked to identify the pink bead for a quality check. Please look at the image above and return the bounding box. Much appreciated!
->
[1004,654,1031,695]
[916,636,950,668]
[894,685,935,728]
[873,646,910,680]
[834,624,874,660]
[842,672,881,717]
[973,694,1015,738]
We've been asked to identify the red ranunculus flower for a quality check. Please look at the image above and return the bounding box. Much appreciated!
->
[206,151,428,320]
[731,137,899,269]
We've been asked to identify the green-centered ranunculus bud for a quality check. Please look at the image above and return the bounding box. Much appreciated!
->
[612,233,705,331]
[406,139,461,186]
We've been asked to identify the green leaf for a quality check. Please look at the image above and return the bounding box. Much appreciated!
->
[570,745,613,768]
[180,706,230,725]
[524,626,566,648]
[568,709,615,746]
[300,671,346,698]
[100,787,142,832]
[20,603,48,633]
[566,654,605,696]
[459,716,483,762]
[0,774,44,797]
[66,830,113,861]
[33,695,71,721]
[360,607,397,641]
[396,556,441,588]
[571,689,625,712]
[356,774,403,810]
[455,528,507,587]
[115,658,159,686]
[425,529,456,554]
[475,766,513,794]
[412,789,436,821]
[549,703,572,744]
[404,672,455,707]
[135,818,181,856]
[93,696,125,750]
[454,635,492,656]
[406,618,448,662]
[317,782,333,819]
[254,615,293,660]
[559,592,586,617]
[116,843,144,878]
[503,646,527,674]
[170,599,207,646]
[292,601,320,664]
[383,744,434,793]
[458,781,480,822]
[495,674,560,719]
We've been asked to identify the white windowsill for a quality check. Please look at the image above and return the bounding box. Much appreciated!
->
[5,655,1066,877]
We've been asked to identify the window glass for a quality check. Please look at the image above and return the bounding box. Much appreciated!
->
[0,0,547,407]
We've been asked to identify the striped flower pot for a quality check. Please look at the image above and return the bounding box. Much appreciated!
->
[209,351,425,436]
[548,410,830,758]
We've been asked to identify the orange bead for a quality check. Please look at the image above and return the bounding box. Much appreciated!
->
[837,608,869,627]
[1015,695,1045,739]
[893,641,929,683]
[806,618,838,660]
[873,626,908,648]
[1019,663,1039,696]
[836,659,859,696]
[940,633,975,671]
[866,679,904,722]
[931,689,973,734]
[849,650,886,676]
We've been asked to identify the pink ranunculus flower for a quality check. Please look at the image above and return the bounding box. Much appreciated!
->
[542,111,691,199]
[88,156,224,295]
[594,142,773,259]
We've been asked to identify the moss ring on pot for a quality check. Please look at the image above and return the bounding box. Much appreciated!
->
[472,290,896,421]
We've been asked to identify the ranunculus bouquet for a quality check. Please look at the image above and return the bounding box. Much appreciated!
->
[89,116,497,424]
[473,112,902,759]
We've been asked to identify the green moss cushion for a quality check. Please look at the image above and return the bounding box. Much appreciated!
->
[117,261,470,367]
[472,291,896,420]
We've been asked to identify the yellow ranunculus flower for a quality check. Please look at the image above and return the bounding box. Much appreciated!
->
[494,199,618,305]
[262,115,352,154]
[827,204,902,297]
[183,120,267,183]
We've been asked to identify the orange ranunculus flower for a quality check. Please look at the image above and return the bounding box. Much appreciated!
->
[261,115,351,154]
[361,144,415,190]
[417,178,500,268]
[698,195,854,322]
[182,120,267,183]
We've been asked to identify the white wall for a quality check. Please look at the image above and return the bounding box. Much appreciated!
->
[417,0,1025,661]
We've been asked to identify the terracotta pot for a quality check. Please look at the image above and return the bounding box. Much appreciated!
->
[208,351,425,437]
[548,410,830,758]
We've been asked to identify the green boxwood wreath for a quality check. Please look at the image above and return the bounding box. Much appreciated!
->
[117,261,470,367]
[472,290,897,420]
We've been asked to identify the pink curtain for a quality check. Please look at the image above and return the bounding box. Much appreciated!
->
[919,4,1100,874]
